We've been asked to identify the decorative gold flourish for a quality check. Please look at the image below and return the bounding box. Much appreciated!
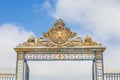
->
[43,19,77,47]
[54,54,66,59]
[84,35,102,46]
[17,19,102,47]
[72,37,83,46]
[19,35,36,46]
[37,37,46,46]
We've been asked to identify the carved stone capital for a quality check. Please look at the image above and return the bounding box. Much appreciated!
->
[18,52,24,60]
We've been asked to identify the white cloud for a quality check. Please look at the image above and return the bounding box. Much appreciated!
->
[42,1,52,10]
[42,0,55,16]
[49,0,120,41]
[0,23,33,70]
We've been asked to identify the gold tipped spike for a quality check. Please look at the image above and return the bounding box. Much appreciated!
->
[119,70,120,73]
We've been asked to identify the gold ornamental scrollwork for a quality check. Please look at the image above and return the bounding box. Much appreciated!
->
[43,19,77,47]
[54,54,66,59]
[16,19,103,48]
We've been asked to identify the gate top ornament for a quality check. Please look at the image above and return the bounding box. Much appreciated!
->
[43,19,77,45]
[17,19,102,48]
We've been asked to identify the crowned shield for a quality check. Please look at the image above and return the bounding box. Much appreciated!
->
[43,19,77,45]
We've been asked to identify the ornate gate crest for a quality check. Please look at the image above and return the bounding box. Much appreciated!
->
[17,19,102,48]
[43,19,77,46]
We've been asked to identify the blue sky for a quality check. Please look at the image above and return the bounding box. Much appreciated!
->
[0,0,55,36]
[0,0,120,80]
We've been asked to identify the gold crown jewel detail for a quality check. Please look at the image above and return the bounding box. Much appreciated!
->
[43,19,77,46]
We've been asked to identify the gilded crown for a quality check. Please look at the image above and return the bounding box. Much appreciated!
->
[54,19,65,27]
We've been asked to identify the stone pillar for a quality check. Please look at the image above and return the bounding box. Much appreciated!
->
[95,51,104,80]
[16,52,25,80]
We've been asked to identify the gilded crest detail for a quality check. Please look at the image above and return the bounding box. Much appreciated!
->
[43,19,77,46]
[17,19,102,47]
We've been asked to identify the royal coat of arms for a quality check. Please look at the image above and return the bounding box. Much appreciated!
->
[43,19,77,45]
